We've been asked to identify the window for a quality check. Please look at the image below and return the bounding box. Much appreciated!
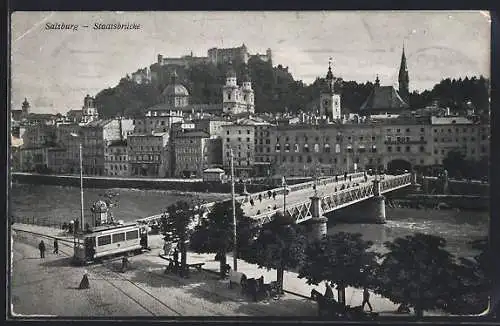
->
[360,136,364,141]
[420,128,424,132]
[420,136,425,141]
[397,129,401,133]
[372,136,376,141]
[406,128,410,132]
[247,130,251,135]
[387,146,392,152]
[294,144,299,152]
[238,137,241,142]
[304,144,310,152]
[112,233,125,243]
[405,146,410,152]
[246,138,250,142]
[285,144,290,152]
[226,130,230,135]
[396,146,401,152]
[419,146,425,153]
[275,144,280,152]
[314,144,320,153]
[434,149,438,154]
[98,235,111,246]
[307,156,312,163]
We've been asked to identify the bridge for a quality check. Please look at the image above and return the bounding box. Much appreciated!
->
[137,172,414,231]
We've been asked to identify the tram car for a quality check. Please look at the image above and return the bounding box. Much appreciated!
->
[73,222,149,265]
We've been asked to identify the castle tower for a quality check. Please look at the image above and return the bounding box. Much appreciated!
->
[319,58,342,121]
[241,69,255,113]
[398,44,410,104]
[22,98,30,115]
[266,48,273,65]
[375,75,380,87]
[223,61,239,115]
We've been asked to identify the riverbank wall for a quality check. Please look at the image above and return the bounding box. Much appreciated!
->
[421,177,489,196]
[11,172,273,193]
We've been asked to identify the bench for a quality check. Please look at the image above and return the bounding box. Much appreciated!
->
[187,262,205,272]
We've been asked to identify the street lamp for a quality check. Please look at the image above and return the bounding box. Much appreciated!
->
[70,133,85,232]
[230,148,237,271]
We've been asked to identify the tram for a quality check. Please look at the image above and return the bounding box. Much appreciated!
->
[72,199,149,265]
[73,222,149,265]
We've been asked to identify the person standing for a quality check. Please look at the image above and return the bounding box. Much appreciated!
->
[362,287,373,311]
[53,238,59,254]
[324,282,334,299]
[258,194,262,203]
[38,240,46,258]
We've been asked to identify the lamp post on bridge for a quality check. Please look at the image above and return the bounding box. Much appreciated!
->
[70,133,85,235]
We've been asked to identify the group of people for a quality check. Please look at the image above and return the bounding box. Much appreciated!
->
[37,238,58,258]
[248,190,278,208]
[324,282,373,312]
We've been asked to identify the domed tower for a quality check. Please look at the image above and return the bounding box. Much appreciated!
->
[319,58,342,121]
[91,200,109,227]
[22,98,30,115]
[223,61,239,115]
[162,70,189,108]
[241,69,255,113]
[82,94,98,124]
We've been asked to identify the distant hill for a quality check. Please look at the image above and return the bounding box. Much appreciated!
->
[94,57,489,119]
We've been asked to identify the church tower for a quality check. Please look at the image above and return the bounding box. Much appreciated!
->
[82,94,98,124]
[398,44,410,103]
[223,61,239,115]
[22,98,30,115]
[241,68,254,114]
[319,58,341,121]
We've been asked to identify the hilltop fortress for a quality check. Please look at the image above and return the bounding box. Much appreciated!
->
[157,43,272,68]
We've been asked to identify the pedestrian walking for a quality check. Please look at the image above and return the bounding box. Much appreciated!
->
[121,256,129,272]
[272,191,276,200]
[78,270,90,289]
[344,172,347,181]
[349,175,352,182]
[362,287,373,311]
[258,194,262,203]
[267,190,272,199]
[250,198,255,207]
[38,240,46,258]
[335,175,338,182]
[53,238,59,254]
[324,282,334,299]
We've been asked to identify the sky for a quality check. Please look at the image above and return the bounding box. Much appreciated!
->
[11,11,491,114]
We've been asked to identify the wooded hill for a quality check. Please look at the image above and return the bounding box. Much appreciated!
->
[94,57,490,119]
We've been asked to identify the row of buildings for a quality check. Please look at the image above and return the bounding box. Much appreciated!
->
[11,46,490,179]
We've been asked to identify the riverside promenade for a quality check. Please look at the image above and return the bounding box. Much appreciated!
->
[10,223,448,317]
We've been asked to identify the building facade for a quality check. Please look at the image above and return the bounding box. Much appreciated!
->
[128,132,170,177]
[173,131,210,177]
[104,140,128,176]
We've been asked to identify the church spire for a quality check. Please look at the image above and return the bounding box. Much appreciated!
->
[398,43,409,103]
[326,57,334,80]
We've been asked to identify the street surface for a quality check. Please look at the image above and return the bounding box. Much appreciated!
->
[10,223,448,317]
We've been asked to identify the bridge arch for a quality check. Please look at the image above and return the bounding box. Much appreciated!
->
[387,159,412,174]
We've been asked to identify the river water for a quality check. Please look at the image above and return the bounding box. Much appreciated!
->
[10,184,488,259]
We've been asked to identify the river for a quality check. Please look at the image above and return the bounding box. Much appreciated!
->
[10,184,488,259]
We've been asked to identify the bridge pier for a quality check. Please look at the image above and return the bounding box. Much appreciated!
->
[309,195,328,241]
[369,179,386,224]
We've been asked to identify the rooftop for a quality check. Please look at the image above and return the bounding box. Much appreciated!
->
[430,116,474,125]
[175,131,210,138]
[108,139,127,147]
[360,86,409,112]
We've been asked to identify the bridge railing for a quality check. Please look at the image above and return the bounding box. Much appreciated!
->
[251,173,413,225]
[236,171,366,204]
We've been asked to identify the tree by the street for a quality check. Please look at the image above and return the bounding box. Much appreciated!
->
[374,233,456,318]
[298,232,377,306]
[160,200,196,277]
[243,212,308,294]
[189,200,257,278]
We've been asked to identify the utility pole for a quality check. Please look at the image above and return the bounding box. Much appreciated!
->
[79,143,85,234]
[230,149,237,271]
[283,176,287,217]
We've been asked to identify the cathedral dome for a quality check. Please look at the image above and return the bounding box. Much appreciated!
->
[162,84,189,97]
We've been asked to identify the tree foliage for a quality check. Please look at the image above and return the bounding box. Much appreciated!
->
[189,200,256,277]
[243,212,308,292]
[374,233,457,318]
[443,150,489,180]
[298,232,377,305]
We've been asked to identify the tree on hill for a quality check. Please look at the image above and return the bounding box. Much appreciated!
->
[298,232,377,306]
[242,212,308,294]
[373,233,457,318]
[188,200,257,278]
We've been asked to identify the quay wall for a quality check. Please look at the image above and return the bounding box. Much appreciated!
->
[11,172,272,193]
[421,177,489,196]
